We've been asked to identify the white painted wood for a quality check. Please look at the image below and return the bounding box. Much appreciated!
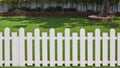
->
[118,33,120,66]
[87,33,93,66]
[27,33,33,66]
[0,33,2,66]
[19,28,25,66]
[72,33,78,66]
[95,29,101,66]
[102,33,108,66]
[42,33,48,66]
[57,33,63,66]
[80,28,86,67]
[65,28,70,66]
[110,29,115,66]
[0,28,120,67]
[12,33,19,66]
[49,28,55,66]
[34,28,40,66]
[4,28,10,66]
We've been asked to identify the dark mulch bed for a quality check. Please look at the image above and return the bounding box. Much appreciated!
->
[0,11,119,17]
[0,11,97,17]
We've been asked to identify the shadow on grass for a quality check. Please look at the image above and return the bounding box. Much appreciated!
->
[12,25,28,28]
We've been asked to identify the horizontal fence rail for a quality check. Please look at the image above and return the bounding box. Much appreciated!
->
[0,28,120,67]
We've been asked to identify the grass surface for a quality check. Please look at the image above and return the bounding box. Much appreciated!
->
[0,16,120,33]
[0,16,120,68]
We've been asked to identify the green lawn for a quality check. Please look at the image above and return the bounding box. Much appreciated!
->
[0,16,120,68]
[0,16,120,33]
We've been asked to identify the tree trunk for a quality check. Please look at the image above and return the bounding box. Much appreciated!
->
[99,0,111,17]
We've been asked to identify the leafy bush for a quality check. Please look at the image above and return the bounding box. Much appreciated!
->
[63,8,78,12]
[36,7,43,11]
[54,6,63,11]
[44,7,55,12]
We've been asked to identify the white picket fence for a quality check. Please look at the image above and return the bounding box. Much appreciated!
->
[0,28,120,67]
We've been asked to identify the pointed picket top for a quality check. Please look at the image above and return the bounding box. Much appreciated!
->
[4,27,10,38]
[80,28,85,33]
[50,28,55,39]
[34,28,40,32]
[65,28,70,37]
[19,27,24,31]
[50,28,55,35]
[80,28,85,31]
[95,28,100,37]
[34,28,40,36]
[19,27,25,34]
[95,28,100,33]
[50,28,55,31]
[5,27,10,33]
[5,27,10,30]
[110,28,115,37]
[65,28,70,32]
[80,28,85,37]
[34,28,40,33]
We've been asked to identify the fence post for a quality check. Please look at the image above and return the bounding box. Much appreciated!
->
[34,28,40,66]
[65,28,70,66]
[0,33,2,66]
[50,28,55,66]
[95,29,101,66]
[12,32,19,66]
[4,28,10,66]
[80,28,86,67]
[27,32,33,66]
[110,29,115,66]
[118,33,120,65]
[87,33,93,66]
[42,33,48,66]
[19,28,25,66]
[57,33,63,66]
[102,33,108,66]
[72,33,78,66]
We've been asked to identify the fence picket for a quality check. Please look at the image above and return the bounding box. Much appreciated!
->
[42,33,48,66]
[118,33,120,65]
[65,28,70,66]
[80,29,86,67]
[50,28,55,66]
[87,33,93,66]
[0,28,119,67]
[27,33,33,66]
[95,29,101,66]
[102,33,108,66]
[34,28,40,66]
[19,28,25,66]
[4,28,10,66]
[12,33,19,66]
[57,33,63,66]
[0,33,2,66]
[110,29,115,66]
[72,33,78,66]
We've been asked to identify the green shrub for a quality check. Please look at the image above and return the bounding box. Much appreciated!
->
[63,8,78,12]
